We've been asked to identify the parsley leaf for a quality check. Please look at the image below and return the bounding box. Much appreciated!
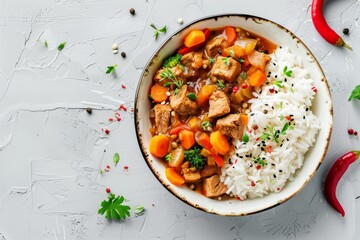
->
[113,153,120,166]
[242,133,250,143]
[187,93,197,101]
[106,64,118,74]
[280,101,283,108]
[222,57,230,66]
[208,57,216,64]
[240,71,247,79]
[253,156,267,167]
[184,147,206,170]
[200,120,212,130]
[238,57,245,63]
[165,153,171,162]
[348,85,360,101]
[57,41,66,51]
[44,40,48,48]
[217,80,225,89]
[134,205,145,214]
[273,80,283,88]
[283,66,292,77]
[98,194,131,220]
[150,23,167,40]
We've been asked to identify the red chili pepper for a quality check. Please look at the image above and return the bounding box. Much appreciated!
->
[311,0,352,50]
[324,150,360,217]
[177,28,211,55]
[211,151,224,167]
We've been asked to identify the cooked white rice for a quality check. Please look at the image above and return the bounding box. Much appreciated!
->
[220,46,320,200]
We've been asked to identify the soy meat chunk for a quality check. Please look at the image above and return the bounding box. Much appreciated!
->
[181,51,204,69]
[216,114,243,139]
[154,104,172,134]
[169,85,198,117]
[203,174,227,198]
[206,37,227,57]
[210,56,241,82]
[247,50,271,71]
[208,91,230,119]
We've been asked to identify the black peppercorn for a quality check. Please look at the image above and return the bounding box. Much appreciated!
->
[343,28,349,35]
[121,52,126,58]
[129,8,135,15]
[86,107,92,114]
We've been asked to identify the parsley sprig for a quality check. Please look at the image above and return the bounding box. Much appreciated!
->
[200,120,212,130]
[222,57,230,66]
[260,123,289,143]
[217,80,225,89]
[349,85,360,101]
[273,80,283,88]
[106,64,118,74]
[98,194,131,220]
[150,23,167,40]
[58,41,66,51]
[161,67,184,95]
[208,57,216,64]
[283,66,292,77]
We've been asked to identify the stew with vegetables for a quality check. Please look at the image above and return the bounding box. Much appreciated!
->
[148,26,277,199]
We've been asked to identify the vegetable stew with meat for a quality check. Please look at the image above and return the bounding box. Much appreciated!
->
[148,26,277,199]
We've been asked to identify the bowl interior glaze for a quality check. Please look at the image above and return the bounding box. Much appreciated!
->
[135,15,332,216]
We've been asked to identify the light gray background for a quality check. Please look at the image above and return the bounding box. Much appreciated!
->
[0,0,360,239]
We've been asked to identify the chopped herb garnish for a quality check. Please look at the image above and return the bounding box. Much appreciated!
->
[150,23,167,40]
[260,123,290,143]
[253,156,267,167]
[106,64,118,74]
[44,40,48,48]
[113,153,120,166]
[229,49,235,58]
[187,93,197,101]
[99,169,105,174]
[273,80,283,88]
[57,41,66,51]
[217,80,225,89]
[208,57,216,64]
[165,153,171,162]
[240,71,247,79]
[200,120,212,130]
[222,57,230,66]
[238,57,245,63]
[290,87,296,93]
[242,133,250,143]
[280,101,283,108]
[160,67,184,95]
[134,205,145,214]
[283,66,293,77]
[289,125,295,130]
[348,85,360,101]
[279,114,285,121]
[184,147,206,170]
[98,194,131,220]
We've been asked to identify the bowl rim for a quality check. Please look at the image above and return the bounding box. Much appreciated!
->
[134,13,333,216]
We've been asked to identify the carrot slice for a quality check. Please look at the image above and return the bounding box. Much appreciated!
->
[179,129,195,149]
[248,69,266,87]
[224,26,237,45]
[165,167,185,186]
[184,30,206,48]
[150,84,168,103]
[149,135,170,157]
[188,116,201,131]
[209,131,230,155]
[197,85,216,105]
[240,114,249,127]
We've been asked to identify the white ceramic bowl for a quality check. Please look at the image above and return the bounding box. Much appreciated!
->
[135,14,333,216]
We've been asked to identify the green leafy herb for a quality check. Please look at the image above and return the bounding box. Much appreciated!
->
[174,88,179,95]
[184,147,206,170]
[279,101,283,108]
[44,40,48,48]
[348,85,360,101]
[283,66,292,77]
[99,169,105,174]
[273,80,283,88]
[134,205,145,214]
[150,23,167,40]
[242,133,250,143]
[240,71,247,79]
[260,123,290,143]
[57,41,66,51]
[208,57,216,64]
[289,125,295,130]
[279,114,285,121]
[106,64,118,74]
[253,156,267,167]
[165,153,171,162]
[187,93,197,101]
[222,57,230,66]
[238,57,245,63]
[160,67,184,92]
[98,194,131,220]
[217,80,225,89]
[163,53,182,68]
[113,153,120,166]
[200,120,212,130]
[290,87,296,93]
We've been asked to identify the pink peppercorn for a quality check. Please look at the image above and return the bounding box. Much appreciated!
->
[106,188,111,193]
[348,128,354,135]
[233,86,239,93]
[241,83,248,89]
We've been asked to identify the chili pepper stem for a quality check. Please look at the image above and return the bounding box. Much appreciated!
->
[336,38,352,51]
[353,150,360,158]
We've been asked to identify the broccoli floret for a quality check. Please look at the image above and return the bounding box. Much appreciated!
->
[163,53,182,68]
[184,147,206,170]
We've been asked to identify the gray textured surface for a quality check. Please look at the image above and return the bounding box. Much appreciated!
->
[0,0,359,239]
